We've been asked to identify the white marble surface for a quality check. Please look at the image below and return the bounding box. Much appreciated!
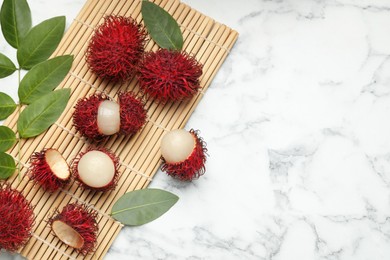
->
[2,0,390,259]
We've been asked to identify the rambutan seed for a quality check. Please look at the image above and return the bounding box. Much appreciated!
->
[0,184,34,252]
[86,15,147,82]
[160,129,208,181]
[28,148,71,192]
[72,147,120,191]
[49,203,98,255]
[137,49,203,102]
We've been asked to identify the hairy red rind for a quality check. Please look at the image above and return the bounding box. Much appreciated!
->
[28,149,70,192]
[86,15,147,82]
[161,129,207,181]
[118,92,147,135]
[137,49,203,102]
[0,184,34,252]
[72,147,120,191]
[49,203,98,255]
[73,94,108,141]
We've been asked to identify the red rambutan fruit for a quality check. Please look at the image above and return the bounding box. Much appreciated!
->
[49,203,98,255]
[72,147,120,191]
[137,49,203,102]
[0,184,34,252]
[73,92,146,141]
[160,129,207,181]
[28,148,71,192]
[86,15,147,82]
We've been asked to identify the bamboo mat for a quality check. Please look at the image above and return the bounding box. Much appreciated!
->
[2,0,238,259]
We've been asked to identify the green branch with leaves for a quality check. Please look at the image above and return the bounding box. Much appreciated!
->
[0,0,73,179]
[0,0,183,228]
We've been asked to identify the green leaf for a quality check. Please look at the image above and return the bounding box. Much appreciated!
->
[0,92,16,120]
[0,126,16,152]
[17,88,70,138]
[141,1,183,50]
[0,53,16,78]
[19,55,73,104]
[17,16,66,69]
[111,188,179,226]
[0,152,16,179]
[0,0,32,49]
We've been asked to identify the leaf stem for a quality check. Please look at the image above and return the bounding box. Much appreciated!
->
[17,68,22,181]
[111,199,177,216]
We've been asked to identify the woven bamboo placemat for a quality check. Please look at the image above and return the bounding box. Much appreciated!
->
[3,0,238,259]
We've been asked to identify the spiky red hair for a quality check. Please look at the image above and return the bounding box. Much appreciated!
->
[137,49,203,102]
[86,15,147,82]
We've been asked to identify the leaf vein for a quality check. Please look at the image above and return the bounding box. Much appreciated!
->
[111,198,176,215]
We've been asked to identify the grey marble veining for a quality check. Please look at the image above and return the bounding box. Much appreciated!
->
[1,0,390,259]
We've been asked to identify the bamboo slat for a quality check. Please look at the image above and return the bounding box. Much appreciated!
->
[2,0,238,259]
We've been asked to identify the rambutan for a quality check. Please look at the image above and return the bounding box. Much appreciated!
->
[160,129,207,181]
[28,148,71,192]
[73,92,146,141]
[49,203,98,255]
[86,15,147,82]
[137,49,203,102]
[0,184,34,252]
[72,147,120,191]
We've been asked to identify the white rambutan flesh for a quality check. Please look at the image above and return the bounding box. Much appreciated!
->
[97,100,120,135]
[77,150,116,189]
[160,129,196,163]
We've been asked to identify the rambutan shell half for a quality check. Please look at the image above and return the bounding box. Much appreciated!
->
[73,94,108,141]
[118,92,147,135]
[28,148,70,192]
[49,203,98,255]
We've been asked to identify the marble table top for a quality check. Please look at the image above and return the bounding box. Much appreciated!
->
[1,0,390,259]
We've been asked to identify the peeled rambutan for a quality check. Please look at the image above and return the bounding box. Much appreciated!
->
[160,129,207,181]
[49,203,98,255]
[137,49,203,102]
[72,147,120,191]
[73,92,146,141]
[86,15,147,82]
[0,184,34,252]
[28,148,71,192]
